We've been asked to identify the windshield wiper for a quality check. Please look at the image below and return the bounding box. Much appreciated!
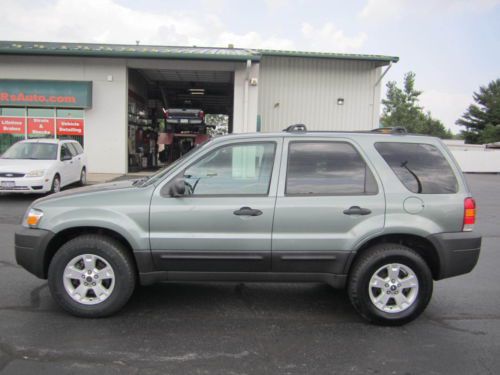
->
[401,161,422,193]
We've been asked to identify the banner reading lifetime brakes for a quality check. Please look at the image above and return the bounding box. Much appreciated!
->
[0,117,25,134]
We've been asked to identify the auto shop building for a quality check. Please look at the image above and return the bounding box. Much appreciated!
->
[0,41,398,174]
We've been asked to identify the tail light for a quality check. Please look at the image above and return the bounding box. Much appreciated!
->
[463,197,476,232]
[199,110,205,120]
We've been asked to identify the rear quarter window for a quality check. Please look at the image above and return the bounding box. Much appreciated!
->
[374,142,458,194]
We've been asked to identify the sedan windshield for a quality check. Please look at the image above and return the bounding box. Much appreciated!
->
[1,142,57,160]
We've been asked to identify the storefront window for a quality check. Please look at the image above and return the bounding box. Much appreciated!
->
[28,108,55,118]
[56,109,84,119]
[0,107,26,116]
[0,106,85,153]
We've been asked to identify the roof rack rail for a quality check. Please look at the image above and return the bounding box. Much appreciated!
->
[284,124,307,133]
[371,126,407,134]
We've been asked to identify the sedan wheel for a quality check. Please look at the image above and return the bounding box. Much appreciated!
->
[51,175,61,193]
[79,168,87,186]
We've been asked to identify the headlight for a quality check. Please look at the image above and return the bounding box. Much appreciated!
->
[23,208,44,228]
[26,170,46,177]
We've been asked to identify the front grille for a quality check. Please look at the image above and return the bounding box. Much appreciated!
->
[0,186,29,191]
[0,172,25,178]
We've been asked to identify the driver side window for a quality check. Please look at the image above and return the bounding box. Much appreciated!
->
[182,142,276,196]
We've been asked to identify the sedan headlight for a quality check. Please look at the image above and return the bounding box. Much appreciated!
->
[26,169,46,177]
[23,208,44,228]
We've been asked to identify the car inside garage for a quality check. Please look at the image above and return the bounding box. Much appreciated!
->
[127,67,234,172]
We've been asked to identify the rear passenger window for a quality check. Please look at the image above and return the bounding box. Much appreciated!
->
[286,142,378,195]
[73,142,84,154]
[375,142,458,194]
[67,143,80,156]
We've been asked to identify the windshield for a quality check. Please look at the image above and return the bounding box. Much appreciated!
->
[1,142,57,160]
[141,139,212,187]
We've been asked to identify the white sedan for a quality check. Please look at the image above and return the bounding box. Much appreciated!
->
[0,139,87,193]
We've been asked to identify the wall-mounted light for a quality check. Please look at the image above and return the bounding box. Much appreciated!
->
[337,98,344,105]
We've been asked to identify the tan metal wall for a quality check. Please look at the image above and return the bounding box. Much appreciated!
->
[258,56,383,132]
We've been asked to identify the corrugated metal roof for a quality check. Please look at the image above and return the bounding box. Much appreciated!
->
[0,41,399,64]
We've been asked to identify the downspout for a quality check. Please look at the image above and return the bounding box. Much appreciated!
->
[243,59,251,132]
[372,62,393,128]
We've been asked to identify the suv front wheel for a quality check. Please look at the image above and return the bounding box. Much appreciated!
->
[348,244,433,326]
[48,234,136,317]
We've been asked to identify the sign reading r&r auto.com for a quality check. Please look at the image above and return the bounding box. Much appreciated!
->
[0,80,92,108]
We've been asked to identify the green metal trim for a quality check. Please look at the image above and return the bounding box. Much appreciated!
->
[0,41,399,64]
[258,49,399,63]
[0,42,259,62]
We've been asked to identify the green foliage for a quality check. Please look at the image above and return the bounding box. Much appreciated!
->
[457,79,500,144]
[381,72,452,139]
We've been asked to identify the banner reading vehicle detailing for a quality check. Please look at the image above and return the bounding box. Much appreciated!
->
[0,117,25,134]
[56,119,84,136]
[0,80,92,108]
[28,118,55,136]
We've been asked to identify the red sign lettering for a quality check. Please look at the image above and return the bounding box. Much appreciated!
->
[28,118,55,135]
[0,117,25,134]
[56,119,84,136]
[0,91,77,105]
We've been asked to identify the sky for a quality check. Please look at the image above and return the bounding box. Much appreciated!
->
[1,0,499,133]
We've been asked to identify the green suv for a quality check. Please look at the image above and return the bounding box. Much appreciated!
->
[15,126,481,325]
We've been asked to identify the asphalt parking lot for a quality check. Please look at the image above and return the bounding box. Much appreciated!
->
[0,174,499,375]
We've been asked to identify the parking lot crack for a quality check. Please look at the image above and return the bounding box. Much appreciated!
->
[426,317,487,336]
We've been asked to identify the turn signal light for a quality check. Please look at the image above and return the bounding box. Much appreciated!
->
[24,208,44,228]
[463,197,476,232]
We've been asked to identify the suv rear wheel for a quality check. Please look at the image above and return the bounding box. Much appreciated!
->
[48,234,136,317]
[348,243,433,326]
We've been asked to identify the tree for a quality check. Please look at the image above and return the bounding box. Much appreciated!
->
[381,72,453,138]
[456,79,500,144]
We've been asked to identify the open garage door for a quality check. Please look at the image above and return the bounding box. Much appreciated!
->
[127,67,234,172]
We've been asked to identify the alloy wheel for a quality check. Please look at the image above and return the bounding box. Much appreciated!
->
[368,263,419,313]
[62,254,115,305]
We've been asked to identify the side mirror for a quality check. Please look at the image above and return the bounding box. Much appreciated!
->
[169,178,186,197]
[61,154,72,161]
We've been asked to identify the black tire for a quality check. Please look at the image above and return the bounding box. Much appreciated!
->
[50,174,61,194]
[348,243,433,326]
[48,234,136,318]
[79,167,87,186]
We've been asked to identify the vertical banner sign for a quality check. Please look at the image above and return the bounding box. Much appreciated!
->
[56,119,84,136]
[28,118,55,136]
[0,117,26,134]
